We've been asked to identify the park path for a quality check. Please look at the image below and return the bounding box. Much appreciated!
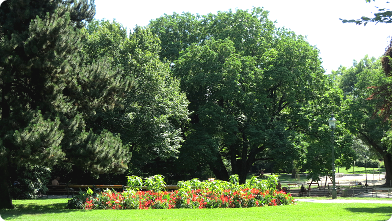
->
[295,199,392,204]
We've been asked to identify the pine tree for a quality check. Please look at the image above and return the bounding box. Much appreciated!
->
[0,0,131,209]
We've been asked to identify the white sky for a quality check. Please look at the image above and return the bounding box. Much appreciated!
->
[94,0,392,74]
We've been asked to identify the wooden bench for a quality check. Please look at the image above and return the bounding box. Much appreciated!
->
[123,185,180,191]
[46,185,70,196]
[46,184,125,197]
[307,182,320,189]
[68,184,125,195]
[286,183,298,190]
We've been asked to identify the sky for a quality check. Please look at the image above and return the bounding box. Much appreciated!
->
[93,0,392,74]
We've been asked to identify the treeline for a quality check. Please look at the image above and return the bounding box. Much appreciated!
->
[1,0,392,209]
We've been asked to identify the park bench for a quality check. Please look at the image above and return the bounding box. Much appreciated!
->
[286,183,298,190]
[68,184,125,195]
[123,185,180,191]
[46,185,70,196]
[46,184,125,197]
[307,182,320,189]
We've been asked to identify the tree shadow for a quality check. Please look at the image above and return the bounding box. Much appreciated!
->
[0,201,86,220]
[345,206,392,221]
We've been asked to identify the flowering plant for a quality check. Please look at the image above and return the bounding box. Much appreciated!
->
[69,175,295,210]
[71,189,294,210]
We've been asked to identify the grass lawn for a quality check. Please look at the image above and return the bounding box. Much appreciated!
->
[1,198,392,221]
[337,166,385,174]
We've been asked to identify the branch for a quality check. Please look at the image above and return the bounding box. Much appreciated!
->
[358,131,386,155]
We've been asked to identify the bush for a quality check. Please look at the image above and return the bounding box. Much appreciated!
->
[126,174,166,191]
[355,160,380,168]
[11,165,51,199]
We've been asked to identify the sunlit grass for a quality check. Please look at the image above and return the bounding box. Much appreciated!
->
[1,198,392,221]
[337,166,385,174]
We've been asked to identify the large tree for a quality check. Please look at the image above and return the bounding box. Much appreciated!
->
[301,81,355,182]
[0,0,132,209]
[81,20,189,176]
[337,56,392,185]
[151,8,328,183]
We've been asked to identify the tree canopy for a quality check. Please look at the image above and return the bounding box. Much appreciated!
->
[335,56,392,184]
[0,0,130,209]
[81,20,189,175]
[150,8,329,183]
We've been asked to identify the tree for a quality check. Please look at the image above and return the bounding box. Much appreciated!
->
[0,0,132,209]
[340,1,392,185]
[81,20,189,176]
[151,8,328,183]
[340,0,392,121]
[148,12,203,62]
[341,0,392,25]
[336,56,392,185]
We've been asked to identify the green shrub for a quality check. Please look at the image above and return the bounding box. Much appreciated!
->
[355,160,380,168]
[11,165,51,199]
[126,175,143,190]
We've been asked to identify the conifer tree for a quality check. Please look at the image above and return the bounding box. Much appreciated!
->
[0,0,131,209]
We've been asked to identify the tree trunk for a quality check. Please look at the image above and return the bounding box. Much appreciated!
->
[0,164,14,209]
[238,132,249,184]
[209,155,229,181]
[291,168,297,179]
[230,144,238,176]
[384,153,392,187]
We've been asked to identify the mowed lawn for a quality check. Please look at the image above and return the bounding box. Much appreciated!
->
[1,198,392,221]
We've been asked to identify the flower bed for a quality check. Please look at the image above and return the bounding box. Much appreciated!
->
[68,174,295,210]
[70,188,294,210]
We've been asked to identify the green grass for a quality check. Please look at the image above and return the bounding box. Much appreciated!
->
[337,166,385,174]
[274,174,309,183]
[1,198,392,221]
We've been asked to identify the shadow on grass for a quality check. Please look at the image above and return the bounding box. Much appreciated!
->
[346,206,392,220]
[0,201,83,220]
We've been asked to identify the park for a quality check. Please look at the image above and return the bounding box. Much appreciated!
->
[1,0,392,220]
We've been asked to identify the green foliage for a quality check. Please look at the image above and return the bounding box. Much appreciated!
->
[177,175,279,193]
[144,175,167,192]
[126,175,167,192]
[341,1,392,25]
[126,175,143,190]
[229,175,239,185]
[82,20,189,175]
[0,0,132,209]
[69,175,293,210]
[355,159,381,168]
[152,8,327,183]
[67,187,94,209]
[10,165,51,199]
[336,55,392,184]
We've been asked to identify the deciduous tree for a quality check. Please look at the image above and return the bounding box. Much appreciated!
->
[81,20,189,175]
[151,8,328,183]
[338,56,392,185]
